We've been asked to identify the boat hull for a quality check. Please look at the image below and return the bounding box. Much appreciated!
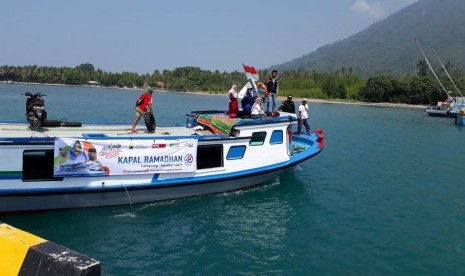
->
[425,107,455,117]
[0,166,292,213]
[0,112,324,213]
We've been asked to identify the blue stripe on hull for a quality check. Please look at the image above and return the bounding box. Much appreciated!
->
[0,168,290,213]
[0,145,320,196]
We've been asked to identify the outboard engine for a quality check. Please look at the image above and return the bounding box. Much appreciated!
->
[22,92,47,129]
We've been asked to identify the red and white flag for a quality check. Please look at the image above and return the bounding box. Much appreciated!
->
[242,64,259,81]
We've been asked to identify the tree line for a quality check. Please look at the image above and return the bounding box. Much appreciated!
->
[1,62,463,105]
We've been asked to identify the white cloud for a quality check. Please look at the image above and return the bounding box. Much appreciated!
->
[351,0,384,18]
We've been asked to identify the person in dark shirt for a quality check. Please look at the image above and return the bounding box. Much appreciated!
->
[265,70,279,112]
[241,88,255,118]
[278,95,295,113]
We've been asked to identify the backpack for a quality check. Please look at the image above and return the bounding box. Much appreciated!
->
[135,95,146,106]
[136,98,144,106]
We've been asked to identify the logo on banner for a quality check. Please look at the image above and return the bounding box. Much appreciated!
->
[100,143,122,159]
[152,143,166,148]
[184,154,193,165]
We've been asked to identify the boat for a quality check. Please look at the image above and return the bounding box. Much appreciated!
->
[415,39,465,123]
[0,109,325,213]
[425,101,456,117]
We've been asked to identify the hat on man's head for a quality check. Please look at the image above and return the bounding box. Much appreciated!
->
[147,87,154,93]
[302,98,308,102]
[287,95,292,99]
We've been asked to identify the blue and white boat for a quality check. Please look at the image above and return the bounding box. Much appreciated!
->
[0,110,325,213]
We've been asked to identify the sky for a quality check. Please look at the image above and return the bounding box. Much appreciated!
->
[1,0,419,74]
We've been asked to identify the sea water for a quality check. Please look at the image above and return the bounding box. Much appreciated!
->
[1,83,465,275]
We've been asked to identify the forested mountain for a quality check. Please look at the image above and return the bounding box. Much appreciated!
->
[273,0,465,78]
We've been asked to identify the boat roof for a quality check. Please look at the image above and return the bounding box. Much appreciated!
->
[0,122,205,140]
[0,112,298,141]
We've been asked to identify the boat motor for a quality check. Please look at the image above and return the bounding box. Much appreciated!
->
[22,92,47,129]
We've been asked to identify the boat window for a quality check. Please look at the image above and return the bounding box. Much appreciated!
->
[226,145,246,160]
[197,144,223,169]
[270,130,283,145]
[249,131,267,146]
[23,150,63,181]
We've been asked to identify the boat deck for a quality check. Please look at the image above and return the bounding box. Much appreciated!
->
[0,123,212,139]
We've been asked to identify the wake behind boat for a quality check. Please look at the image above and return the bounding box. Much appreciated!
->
[0,109,325,213]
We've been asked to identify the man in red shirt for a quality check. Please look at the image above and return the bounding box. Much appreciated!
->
[130,87,153,133]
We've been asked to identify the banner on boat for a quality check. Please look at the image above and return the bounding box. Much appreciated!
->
[53,138,197,177]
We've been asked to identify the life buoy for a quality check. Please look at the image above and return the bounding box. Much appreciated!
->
[257,82,267,92]
[257,82,269,99]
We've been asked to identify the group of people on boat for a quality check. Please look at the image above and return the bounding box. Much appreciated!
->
[225,69,311,135]
[226,84,269,119]
[129,69,311,135]
[226,70,280,119]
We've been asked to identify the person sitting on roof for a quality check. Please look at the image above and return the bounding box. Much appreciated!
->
[241,87,254,118]
[251,97,266,119]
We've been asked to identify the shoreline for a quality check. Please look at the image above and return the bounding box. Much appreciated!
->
[181,91,427,110]
[2,81,427,110]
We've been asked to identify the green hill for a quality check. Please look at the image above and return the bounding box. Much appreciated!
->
[272,0,465,78]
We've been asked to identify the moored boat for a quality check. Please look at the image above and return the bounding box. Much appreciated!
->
[415,39,465,121]
[0,110,325,213]
[425,103,455,117]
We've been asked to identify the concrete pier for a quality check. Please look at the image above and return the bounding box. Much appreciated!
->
[0,222,101,275]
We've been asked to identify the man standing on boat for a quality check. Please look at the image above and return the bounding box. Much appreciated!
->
[278,95,295,114]
[131,87,154,133]
[266,70,279,113]
[297,99,310,135]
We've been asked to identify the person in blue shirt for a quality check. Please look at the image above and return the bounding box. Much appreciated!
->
[241,88,255,118]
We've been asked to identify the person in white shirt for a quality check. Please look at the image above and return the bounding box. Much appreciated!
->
[251,97,266,119]
[298,98,310,135]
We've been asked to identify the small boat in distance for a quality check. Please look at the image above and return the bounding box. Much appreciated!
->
[415,39,465,124]
[0,108,325,213]
[425,100,456,117]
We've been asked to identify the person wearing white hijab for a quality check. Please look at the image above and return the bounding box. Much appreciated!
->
[228,85,238,101]
[251,97,266,119]
[227,84,239,118]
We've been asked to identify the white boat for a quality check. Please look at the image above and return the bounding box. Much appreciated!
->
[425,102,455,117]
[0,110,325,213]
